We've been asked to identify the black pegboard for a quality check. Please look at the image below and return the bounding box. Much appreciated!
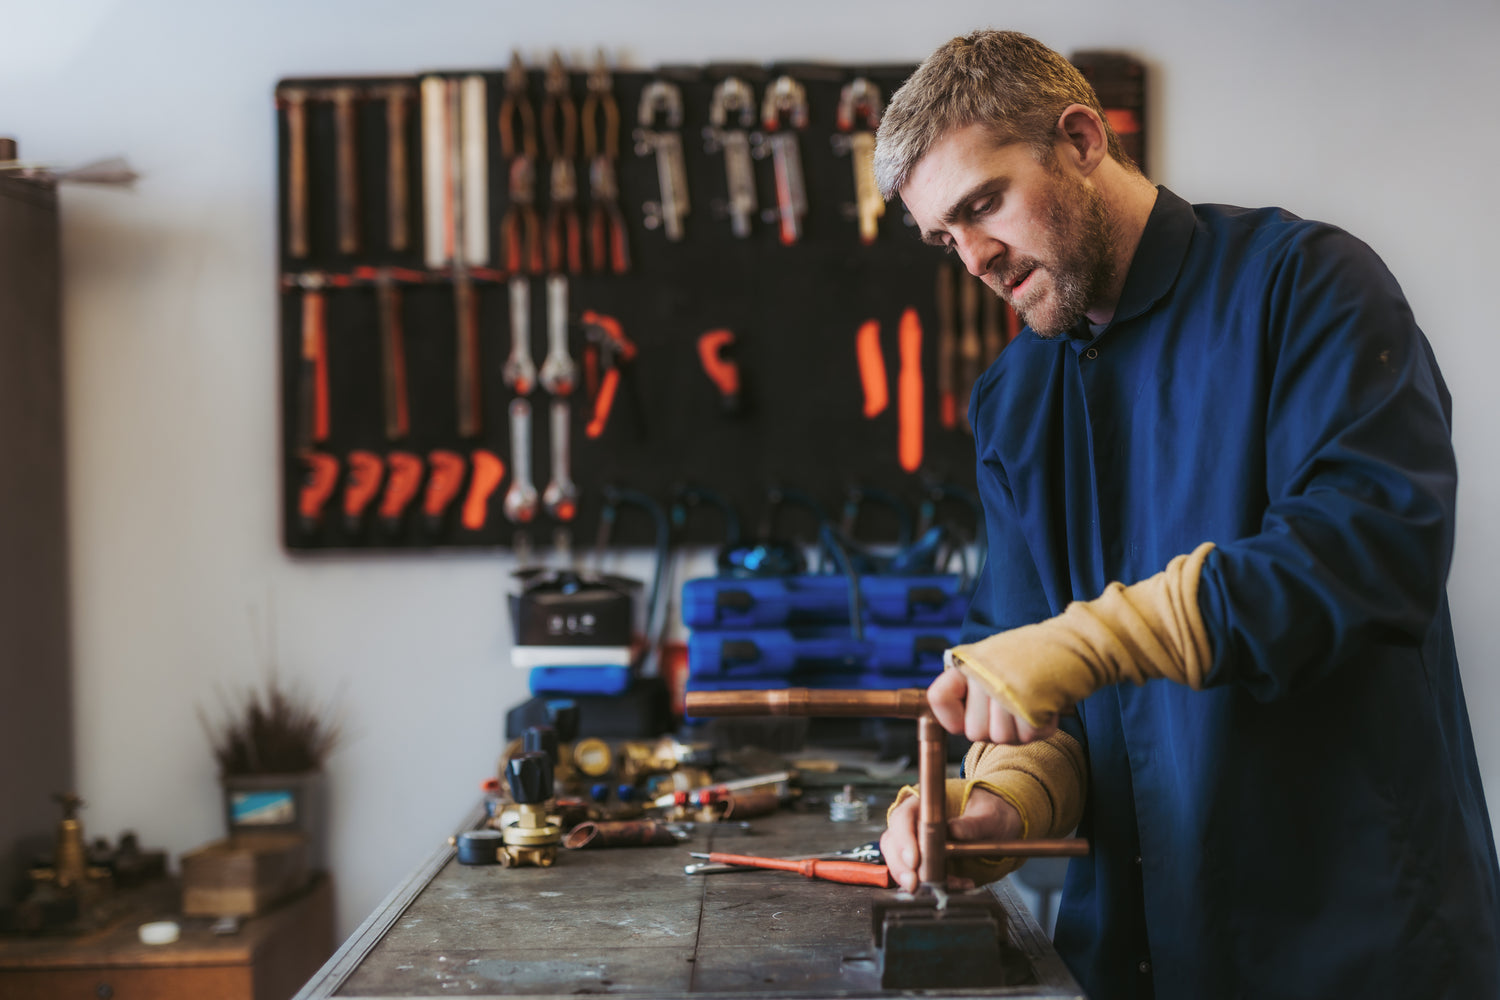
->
[274,52,1143,551]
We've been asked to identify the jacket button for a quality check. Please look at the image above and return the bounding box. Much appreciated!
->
[1084,347,1099,359]
[1138,961,1152,974]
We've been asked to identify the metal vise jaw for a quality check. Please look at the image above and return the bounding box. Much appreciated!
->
[871,886,1023,990]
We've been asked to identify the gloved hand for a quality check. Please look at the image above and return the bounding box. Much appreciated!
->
[944,542,1215,733]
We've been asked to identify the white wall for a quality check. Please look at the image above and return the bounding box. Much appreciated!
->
[4,0,1499,941]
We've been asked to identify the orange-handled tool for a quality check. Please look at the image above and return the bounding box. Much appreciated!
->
[690,852,892,888]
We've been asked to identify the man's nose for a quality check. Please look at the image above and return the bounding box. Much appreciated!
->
[953,229,1001,279]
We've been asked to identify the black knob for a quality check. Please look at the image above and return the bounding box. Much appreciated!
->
[547,701,580,743]
[506,751,554,804]
[524,725,559,766]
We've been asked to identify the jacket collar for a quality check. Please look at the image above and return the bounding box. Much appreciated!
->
[1067,185,1195,344]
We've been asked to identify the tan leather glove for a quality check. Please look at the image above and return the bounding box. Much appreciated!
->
[946,542,1215,728]
[887,730,1087,884]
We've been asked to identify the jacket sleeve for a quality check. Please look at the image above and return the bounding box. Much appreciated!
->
[1198,225,1457,700]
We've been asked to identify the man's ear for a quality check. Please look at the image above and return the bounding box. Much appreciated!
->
[1054,104,1109,176]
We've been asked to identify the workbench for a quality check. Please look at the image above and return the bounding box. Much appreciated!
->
[293,799,1085,999]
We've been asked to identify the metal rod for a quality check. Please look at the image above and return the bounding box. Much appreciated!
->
[947,839,1089,858]
[682,688,927,719]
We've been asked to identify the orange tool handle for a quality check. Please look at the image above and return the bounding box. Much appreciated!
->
[424,449,467,518]
[697,329,740,398]
[586,367,620,438]
[298,452,340,524]
[705,852,892,888]
[302,289,330,443]
[897,307,924,472]
[343,450,385,522]
[379,451,424,522]
[855,319,888,418]
[462,449,506,530]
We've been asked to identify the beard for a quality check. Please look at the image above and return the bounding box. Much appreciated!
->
[987,165,1117,339]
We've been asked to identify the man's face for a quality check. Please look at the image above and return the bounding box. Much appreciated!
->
[900,123,1116,338]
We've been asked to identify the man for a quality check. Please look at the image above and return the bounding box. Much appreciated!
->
[875,29,1500,1000]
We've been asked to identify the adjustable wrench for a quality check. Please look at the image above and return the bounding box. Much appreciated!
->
[503,398,540,524]
[835,77,885,244]
[539,275,577,396]
[504,277,537,396]
[542,399,578,522]
[634,80,690,241]
[759,75,809,245]
[704,77,758,238]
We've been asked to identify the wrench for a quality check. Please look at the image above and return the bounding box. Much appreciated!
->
[542,399,578,522]
[503,398,540,524]
[704,77,758,238]
[759,75,809,245]
[503,277,537,396]
[539,275,577,396]
[634,80,689,241]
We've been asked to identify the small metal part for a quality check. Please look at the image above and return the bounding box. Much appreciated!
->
[829,784,869,823]
[634,81,690,240]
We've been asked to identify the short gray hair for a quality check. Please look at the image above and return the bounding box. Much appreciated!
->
[874,30,1132,200]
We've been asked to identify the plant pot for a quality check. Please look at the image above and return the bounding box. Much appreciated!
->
[219,770,327,872]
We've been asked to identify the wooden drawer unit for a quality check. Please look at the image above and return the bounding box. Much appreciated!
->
[0,874,333,1000]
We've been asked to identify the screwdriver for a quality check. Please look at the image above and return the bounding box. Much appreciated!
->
[689,851,892,887]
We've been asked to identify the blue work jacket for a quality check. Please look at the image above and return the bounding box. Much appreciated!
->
[962,187,1500,1000]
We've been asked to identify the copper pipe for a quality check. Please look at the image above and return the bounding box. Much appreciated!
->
[564,820,681,849]
[917,713,947,886]
[948,838,1089,858]
[683,688,927,719]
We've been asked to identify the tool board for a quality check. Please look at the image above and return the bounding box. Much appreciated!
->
[276,53,1146,551]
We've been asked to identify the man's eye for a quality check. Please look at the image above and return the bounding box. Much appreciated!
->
[972,197,995,216]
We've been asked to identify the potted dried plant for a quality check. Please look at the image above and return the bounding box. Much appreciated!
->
[198,674,342,871]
